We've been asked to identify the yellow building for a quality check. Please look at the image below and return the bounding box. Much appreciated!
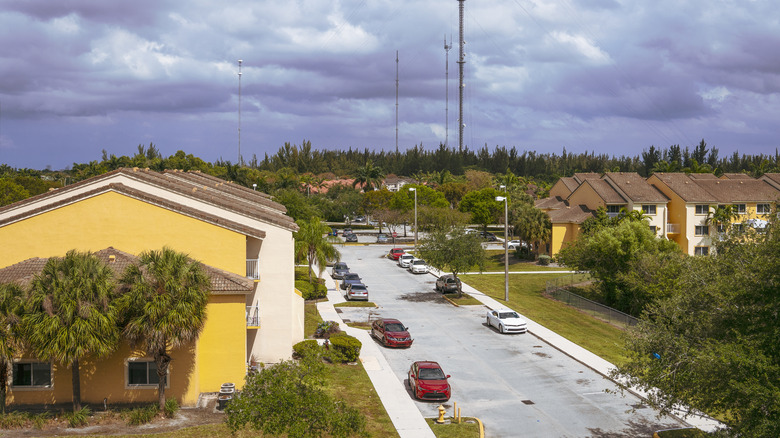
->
[0,168,302,407]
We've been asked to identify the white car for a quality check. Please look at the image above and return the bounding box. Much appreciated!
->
[398,253,415,268]
[486,308,528,334]
[409,259,428,274]
[507,240,522,250]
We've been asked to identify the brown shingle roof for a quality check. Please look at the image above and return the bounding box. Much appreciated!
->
[572,173,601,183]
[0,247,254,294]
[721,173,753,180]
[547,204,595,224]
[651,173,716,202]
[761,173,780,190]
[693,179,780,203]
[581,179,627,204]
[535,196,568,210]
[559,177,580,192]
[603,172,669,203]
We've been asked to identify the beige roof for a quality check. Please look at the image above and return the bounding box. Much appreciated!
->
[653,173,780,203]
[603,172,669,203]
[761,173,780,190]
[0,167,297,234]
[720,173,753,180]
[580,179,627,204]
[651,173,717,202]
[547,204,595,224]
[559,177,580,192]
[535,196,568,210]
[572,173,601,183]
[688,173,719,180]
[0,247,254,294]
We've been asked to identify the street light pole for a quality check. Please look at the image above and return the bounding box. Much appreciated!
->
[496,195,509,301]
[409,187,418,250]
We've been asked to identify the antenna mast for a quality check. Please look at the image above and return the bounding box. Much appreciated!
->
[395,50,399,154]
[457,0,466,153]
[238,59,243,165]
[444,35,452,148]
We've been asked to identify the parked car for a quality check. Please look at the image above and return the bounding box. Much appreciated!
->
[346,283,369,301]
[486,308,528,334]
[371,318,413,348]
[345,233,358,243]
[376,233,389,243]
[354,216,365,223]
[398,253,415,268]
[407,361,451,401]
[507,240,522,250]
[479,231,498,241]
[409,258,428,274]
[331,262,349,279]
[435,274,461,293]
[464,228,478,235]
[340,272,362,290]
[342,228,353,236]
[388,248,405,260]
[329,227,339,237]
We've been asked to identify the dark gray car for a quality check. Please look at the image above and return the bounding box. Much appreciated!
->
[435,274,461,293]
[340,272,363,290]
[331,262,349,279]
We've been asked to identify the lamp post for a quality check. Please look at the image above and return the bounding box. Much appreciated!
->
[496,195,508,301]
[409,187,418,250]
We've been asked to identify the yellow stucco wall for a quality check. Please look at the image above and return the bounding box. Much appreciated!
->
[0,191,245,273]
[567,184,606,211]
[551,223,580,256]
[1,191,251,406]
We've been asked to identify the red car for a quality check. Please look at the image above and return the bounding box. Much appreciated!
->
[408,361,451,401]
[371,318,413,348]
[388,248,405,260]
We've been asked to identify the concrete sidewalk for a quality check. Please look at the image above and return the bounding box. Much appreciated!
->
[317,281,435,438]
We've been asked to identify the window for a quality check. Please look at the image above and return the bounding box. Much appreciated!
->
[733,223,745,233]
[695,225,709,236]
[732,204,746,214]
[642,205,657,215]
[649,225,657,235]
[606,205,623,217]
[695,205,710,215]
[12,362,51,388]
[757,204,771,215]
[694,246,709,256]
[127,360,166,386]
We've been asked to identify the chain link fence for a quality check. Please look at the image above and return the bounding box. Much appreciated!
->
[546,274,639,328]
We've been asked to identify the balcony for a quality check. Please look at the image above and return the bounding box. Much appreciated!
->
[246,259,260,280]
[246,305,260,328]
[666,223,680,234]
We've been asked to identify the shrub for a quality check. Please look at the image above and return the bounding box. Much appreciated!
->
[65,406,91,428]
[314,320,341,339]
[0,412,33,428]
[296,278,328,300]
[163,398,179,419]
[328,332,362,363]
[126,404,158,426]
[292,339,321,359]
[538,255,551,265]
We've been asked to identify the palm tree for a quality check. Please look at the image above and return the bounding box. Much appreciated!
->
[706,205,738,236]
[118,247,211,410]
[294,217,341,284]
[0,282,26,413]
[24,250,120,411]
[514,205,552,257]
[352,161,385,192]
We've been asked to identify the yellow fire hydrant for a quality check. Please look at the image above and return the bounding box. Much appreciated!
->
[436,405,446,424]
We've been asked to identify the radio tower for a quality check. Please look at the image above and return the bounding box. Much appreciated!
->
[457,0,466,153]
[444,35,452,148]
[238,59,243,165]
[395,50,399,154]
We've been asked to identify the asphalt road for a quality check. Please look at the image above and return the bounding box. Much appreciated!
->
[332,245,685,438]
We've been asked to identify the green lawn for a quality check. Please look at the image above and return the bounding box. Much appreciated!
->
[481,250,570,272]
[426,417,481,437]
[461,273,629,365]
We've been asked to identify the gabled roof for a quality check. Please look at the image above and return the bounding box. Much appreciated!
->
[580,179,627,204]
[650,173,718,202]
[761,173,780,190]
[547,204,595,224]
[721,173,753,180]
[572,173,601,183]
[603,172,669,203]
[0,247,254,294]
[0,167,297,234]
[535,196,567,211]
[559,177,580,192]
[652,173,780,203]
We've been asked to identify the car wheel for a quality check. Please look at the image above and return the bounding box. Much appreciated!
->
[499,324,505,334]
[486,317,491,327]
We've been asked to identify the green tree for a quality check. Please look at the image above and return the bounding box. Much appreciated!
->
[273,188,322,221]
[513,204,552,257]
[459,187,504,230]
[0,179,30,206]
[118,247,211,410]
[418,227,486,297]
[612,219,780,437]
[24,250,121,411]
[557,220,680,314]
[706,204,738,237]
[294,217,341,284]
[0,282,26,413]
[352,161,385,192]
[225,354,366,437]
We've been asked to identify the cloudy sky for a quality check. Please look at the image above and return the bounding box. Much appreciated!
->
[0,0,778,170]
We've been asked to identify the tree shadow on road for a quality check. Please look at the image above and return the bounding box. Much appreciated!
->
[587,418,681,438]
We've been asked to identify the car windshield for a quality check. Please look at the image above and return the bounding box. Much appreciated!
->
[499,312,520,319]
[413,260,425,265]
[419,367,446,380]
[384,323,405,332]
[334,263,348,269]
[350,285,367,292]
[344,273,360,280]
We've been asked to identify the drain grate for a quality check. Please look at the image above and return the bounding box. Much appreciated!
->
[521,400,535,405]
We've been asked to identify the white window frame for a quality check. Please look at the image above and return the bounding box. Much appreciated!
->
[732,204,746,214]
[757,204,771,215]
[695,225,709,236]
[695,204,709,215]
[694,246,709,256]
[11,360,53,390]
[642,205,657,215]
[125,359,169,389]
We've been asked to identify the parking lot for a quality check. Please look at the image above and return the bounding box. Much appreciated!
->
[331,245,685,438]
